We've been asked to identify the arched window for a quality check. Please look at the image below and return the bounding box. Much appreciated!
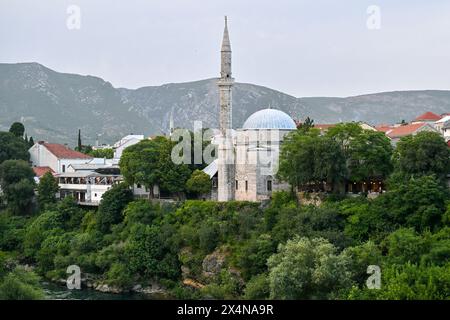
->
[267,179,272,192]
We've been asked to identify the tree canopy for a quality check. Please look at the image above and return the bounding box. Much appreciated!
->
[394,131,450,181]
[186,169,211,196]
[8,122,25,138]
[37,172,59,208]
[0,160,35,215]
[120,136,192,197]
[0,131,30,164]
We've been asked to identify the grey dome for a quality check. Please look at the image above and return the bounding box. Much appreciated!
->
[242,109,296,130]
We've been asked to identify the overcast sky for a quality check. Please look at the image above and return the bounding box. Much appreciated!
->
[1,0,450,97]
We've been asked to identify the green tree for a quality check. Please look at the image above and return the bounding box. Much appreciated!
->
[394,131,450,181]
[8,122,25,138]
[267,237,353,299]
[96,183,133,232]
[236,233,276,280]
[244,273,270,299]
[326,123,393,185]
[0,266,45,300]
[120,136,191,198]
[383,175,448,231]
[77,129,82,151]
[0,131,30,164]
[326,122,363,157]
[347,262,450,300]
[88,148,114,159]
[278,129,346,192]
[125,223,180,280]
[37,172,59,208]
[28,136,34,148]
[347,130,393,183]
[297,117,314,132]
[186,169,211,197]
[0,160,35,214]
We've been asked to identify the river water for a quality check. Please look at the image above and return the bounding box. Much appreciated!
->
[42,281,164,300]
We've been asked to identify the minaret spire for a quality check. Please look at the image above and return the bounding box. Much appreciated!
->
[217,16,235,202]
[220,16,232,79]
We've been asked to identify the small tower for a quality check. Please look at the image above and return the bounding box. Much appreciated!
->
[169,108,174,136]
[217,16,235,201]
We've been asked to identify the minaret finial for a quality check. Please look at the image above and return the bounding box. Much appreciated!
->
[221,16,231,53]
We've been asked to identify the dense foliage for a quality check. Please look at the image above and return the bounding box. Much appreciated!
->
[0,122,448,300]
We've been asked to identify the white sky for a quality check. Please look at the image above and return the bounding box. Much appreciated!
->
[1,0,450,97]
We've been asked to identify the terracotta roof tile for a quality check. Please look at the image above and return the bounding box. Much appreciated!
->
[33,166,55,177]
[414,111,441,121]
[43,143,92,159]
[375,125,394,133]
[386,123,428,138]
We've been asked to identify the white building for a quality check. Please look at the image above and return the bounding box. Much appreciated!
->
[386,122,438,145]
[203,18,294,202]
[435,115,450,141]
[29,141,93,174]
[57,165,122,205]
[113,135,144,159]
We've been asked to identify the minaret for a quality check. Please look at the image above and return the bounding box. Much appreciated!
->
[217,16,235,201]
[169,108,174,136]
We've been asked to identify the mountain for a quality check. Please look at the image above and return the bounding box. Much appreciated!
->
[1,62,449,146]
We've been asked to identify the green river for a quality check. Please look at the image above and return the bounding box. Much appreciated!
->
[41,281,165,300]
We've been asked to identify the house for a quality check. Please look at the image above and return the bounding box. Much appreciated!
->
[32,166,55,183]
[385,122,437,145]
[29,141,93,174]
[434,115,450,141]
[375,124,395,133]
[411,111,441,125]
[57,164,122,206]
[113,134,144,159]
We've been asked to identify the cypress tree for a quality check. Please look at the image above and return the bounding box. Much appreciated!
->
[77,129,82,151]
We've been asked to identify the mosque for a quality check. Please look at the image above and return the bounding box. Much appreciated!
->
[203,17,297,202]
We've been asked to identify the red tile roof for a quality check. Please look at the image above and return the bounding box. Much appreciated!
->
[375,125,394,133]
[33,166,55,177]
[43,143,92,159]
[386,123,428,138]
[414,111,441,121]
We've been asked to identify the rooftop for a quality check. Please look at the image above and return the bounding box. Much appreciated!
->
[414,111,441,122]
[386,123,429,138]
[40,142,92,159]
[33,166,55,177]
[242,109,296,130]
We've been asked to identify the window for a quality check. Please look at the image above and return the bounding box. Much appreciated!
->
[62,165,66,173]
[267,180,272,192]
[235,180,239,190]
[245,180,248,191]
[212,177,218,188]
[137,183,142,189]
